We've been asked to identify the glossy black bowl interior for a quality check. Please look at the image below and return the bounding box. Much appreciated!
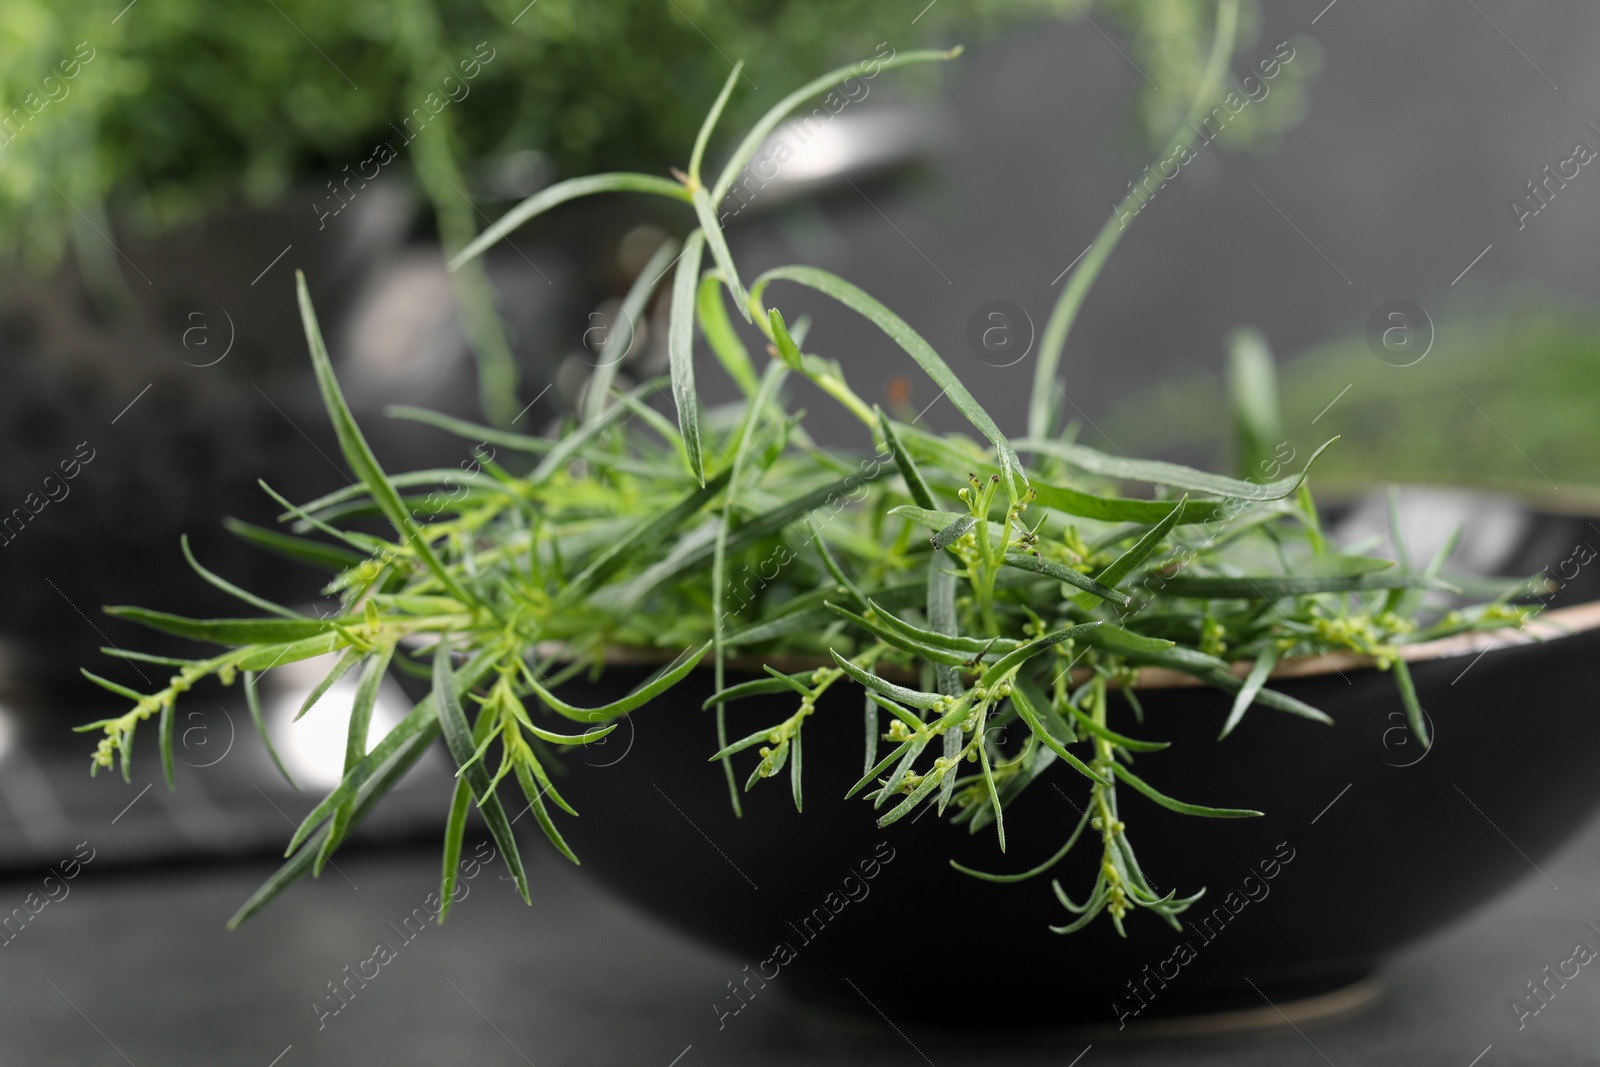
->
[552,491,1600,1024]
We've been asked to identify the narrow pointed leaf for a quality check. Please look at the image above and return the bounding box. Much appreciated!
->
[1009,683,1107,787]
[825,602,970,666]
[1111,761,1261,818]
[928,555,963,820]
[692,190,749,322]
[1219,643,1280,740]
[260,480,387,553]
[1001,552,1131,606]
[514,758,581,865]
[284,468,506,524]
[1158,572,1457,599]
[244,670,298,790]
[523,720,616,746]
[869,598,1022,656]
[433,643,530,904]
[874,736,930,809]
[668,230,709,482]
[436,776,472,923]
[931,515,977,550]
[750,266,1027,499]
[223,518,364,572]
[104,606,338,645]
[1050,894,1110,934]
[1059,698,1168,753]
[876,759,946,827]
[520,748,578,818]
[236,633,348,673]
[978,623,1102,688]
[1392,657,1430,747]
[702,672,815,708]
[79,669,147,704]
[976,737,1006,850]
[790,725,804,812]
[689,62,743,182]
[158,701,175,791]
[294,647,362,722]
[1072,495,1186,609]
[829,651,942,709]
[812,525,869,611]
[954,806,1093,883]
[449,173,692,271]
[863,688,879,778]
[767,307,804,369]
[96,648,196,668]
[1081,626,1331,725]
[296,272,472,606]
[586,239,681,423]
[1018,437,1338,503]
[708,726,782,763]
[181,536,303,620]
[710,48,961,203]
[521,641,711,723]
[697,272,760,395]
[383,406,556,454]
[760,664,812,697]
[877,409,938,510]
[846,739,912,800]
[323,644,395,864]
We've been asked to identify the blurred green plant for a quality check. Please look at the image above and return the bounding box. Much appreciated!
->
[5,0,1317,424]
[3,0,1315,269]
[1099,293,1600,492]
[1099,0,1317,157]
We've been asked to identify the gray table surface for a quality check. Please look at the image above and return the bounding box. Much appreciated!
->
[2,806,1597,1066]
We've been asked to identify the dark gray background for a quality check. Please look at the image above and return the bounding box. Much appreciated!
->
[730,0,1599,449]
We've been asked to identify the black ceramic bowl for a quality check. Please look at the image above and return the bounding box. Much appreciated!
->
[553,492,1600,1026]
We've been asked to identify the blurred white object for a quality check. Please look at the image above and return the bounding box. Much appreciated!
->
[1330,486,1531,576]
[722,107,943,215]
[337,249,465,409]
[0,703,14,766]
[263,651,417,791]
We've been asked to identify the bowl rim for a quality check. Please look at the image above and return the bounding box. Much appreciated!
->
[542,598,1600,692]
[1111,598,1600,691]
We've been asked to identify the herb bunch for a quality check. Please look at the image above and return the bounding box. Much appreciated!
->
[80,7,1528,935]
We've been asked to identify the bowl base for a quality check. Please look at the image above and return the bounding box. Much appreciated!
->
[778,971,1381,1036]
[1103,976,1382,1039]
